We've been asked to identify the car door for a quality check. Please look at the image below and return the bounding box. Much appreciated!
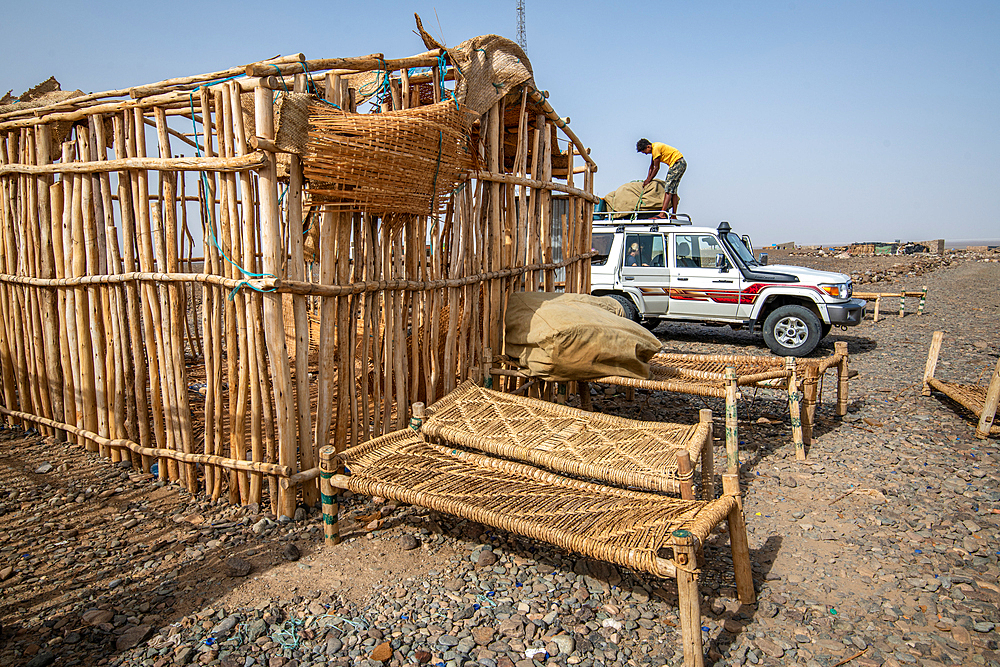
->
[619,232,670,315]
[667,233,741,321]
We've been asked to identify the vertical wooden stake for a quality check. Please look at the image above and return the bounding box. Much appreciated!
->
[975,356,1000,439]
[671,529,704,667]
[802,365,819,446]
[873,295,881,323]
[834,341,849,417]
[255,84,297,520]
[319,445,340,546]
[922,330,944,396]
[919,286,927,315]
[898,292,905,318]
[722,473,755,605]
[698,408,714,500]
[787,357,804,460]
[724,366,738,473]
[676,449,694,500]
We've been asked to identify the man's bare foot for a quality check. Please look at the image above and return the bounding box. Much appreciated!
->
[653,212,668,219]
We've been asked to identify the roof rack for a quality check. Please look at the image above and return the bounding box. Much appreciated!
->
[593,211,692,225]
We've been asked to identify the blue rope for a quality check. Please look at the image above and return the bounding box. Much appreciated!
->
[301,59,341,110]
[186,83,275,295]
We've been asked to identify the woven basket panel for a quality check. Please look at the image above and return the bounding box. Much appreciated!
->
[422,381,702,493]
[304,101,471,216]
[338,429,735,577]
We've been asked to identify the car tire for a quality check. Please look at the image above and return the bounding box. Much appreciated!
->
[762,305,821,357]
[610,294,641,324]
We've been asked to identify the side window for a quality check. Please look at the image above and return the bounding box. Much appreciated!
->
[624,234,665,268]
[674,235,698,268]
[591,233,614,266]
[675,234,722,268]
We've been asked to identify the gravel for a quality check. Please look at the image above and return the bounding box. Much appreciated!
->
[0,251,998,667]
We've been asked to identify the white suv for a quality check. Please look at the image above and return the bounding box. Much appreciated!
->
[590,216,866,356]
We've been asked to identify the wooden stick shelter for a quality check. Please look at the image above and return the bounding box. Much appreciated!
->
[0,35,598,517]
[923,331,1000,438]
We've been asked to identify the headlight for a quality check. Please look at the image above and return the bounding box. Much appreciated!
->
[821,283,848,298]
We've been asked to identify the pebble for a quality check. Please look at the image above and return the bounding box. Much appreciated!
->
[0,255,998,667]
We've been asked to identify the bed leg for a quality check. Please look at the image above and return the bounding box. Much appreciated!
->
[320,445,341,546]
[923,331,944,396]
[699,408,714,500]
[579,381,592,412]
[723,473,755,604]
[802,366,819,446]
[677,450,695,500]
[724,366,738,474]
[672,529,704,667]
[410,402,425,432]
[787,358,805,460]
[835,341,849,417]
[975,356,1000,439]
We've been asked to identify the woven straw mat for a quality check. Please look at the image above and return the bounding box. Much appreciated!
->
[304,100,471,216]
[337,428,735,577]
[421,381,704,494]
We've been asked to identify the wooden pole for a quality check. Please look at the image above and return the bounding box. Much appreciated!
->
[314,74,342,453]
[873,295,880,323]
[722,473,755,604]
[698,408,714,500]
[320,445,341,545]
[919,286,927,315]
[922,330,944,397]
[289,74,316,506]
[802,365,819,446]
[154,107,198,492]
[724,366,738,473]
[676,449,695,500]
[130,107,169,477]
[219,86,249,501]
[834,341,849,417]
[33,124,65,434]
[787,357,804,460]
[255,84,297,519]
[671,529,704,667]
[975,356,1000,439]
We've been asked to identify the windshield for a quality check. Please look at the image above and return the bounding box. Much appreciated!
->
[591,232,614,266]
[724,232,757,265]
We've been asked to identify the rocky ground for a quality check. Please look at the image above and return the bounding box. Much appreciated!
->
[1,252,999,667]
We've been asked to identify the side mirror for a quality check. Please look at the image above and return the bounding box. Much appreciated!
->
[716,253,729,271]
[759,252,769,266]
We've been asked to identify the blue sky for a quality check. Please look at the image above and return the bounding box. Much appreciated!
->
[3,1,997,246]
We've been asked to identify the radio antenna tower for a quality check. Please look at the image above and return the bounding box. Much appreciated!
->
[516,0,527,52]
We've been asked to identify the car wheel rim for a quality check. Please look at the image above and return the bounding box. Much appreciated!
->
[774,316,808,348]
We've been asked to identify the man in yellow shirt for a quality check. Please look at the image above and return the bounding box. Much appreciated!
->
[637,138,686,219]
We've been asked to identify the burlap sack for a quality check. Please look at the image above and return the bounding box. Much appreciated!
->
[602,179,667,217]
[503,292,661,382]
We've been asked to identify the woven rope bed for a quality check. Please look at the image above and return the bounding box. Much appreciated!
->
[589,343,851,467]
[421,380,714,499]
[318,422,754,667]
[923,331,1000,438]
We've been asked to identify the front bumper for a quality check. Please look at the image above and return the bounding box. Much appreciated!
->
[827,298,867,326]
